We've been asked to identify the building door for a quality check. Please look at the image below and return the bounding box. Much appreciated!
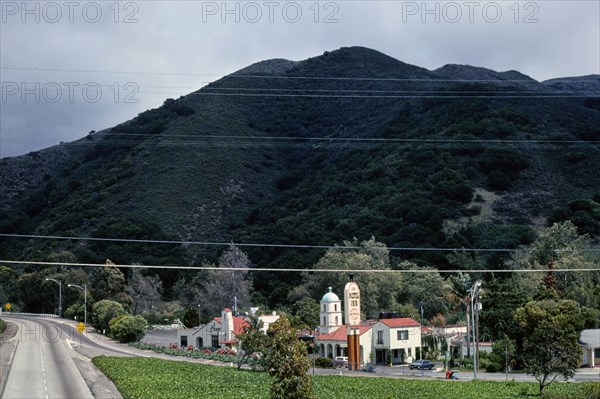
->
[375,349,386,365]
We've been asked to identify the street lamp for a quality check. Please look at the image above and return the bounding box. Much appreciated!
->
[45,278,62,317]
[68,284,87,325]
[469,281,482,379]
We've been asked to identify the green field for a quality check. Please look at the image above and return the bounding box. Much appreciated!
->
[92,356,598,399]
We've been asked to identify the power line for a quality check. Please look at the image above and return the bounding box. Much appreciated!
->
[78,133,600,145]
[191,92,597,99]
[6,81,597,96]
[1,259,599,274]
[2,233,600,253]
[3,66,598,84]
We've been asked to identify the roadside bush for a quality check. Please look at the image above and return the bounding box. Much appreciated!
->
[0,318,6,334]
[109,314,148,343]
[314,357,333,368]
[486,363,501,373]
[64,303,85,321]
[92,300,127,333]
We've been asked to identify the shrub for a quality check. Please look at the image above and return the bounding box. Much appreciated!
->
[92,300,127,333]
[314,357,333,368]
[487,170,512,191]
[486,363,501,373]
[0,318,6,334]
[109,314,147,343]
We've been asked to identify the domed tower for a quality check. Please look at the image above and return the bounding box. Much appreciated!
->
[319,287,343,334]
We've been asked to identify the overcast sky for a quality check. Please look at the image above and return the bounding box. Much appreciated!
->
[1,0,598,158]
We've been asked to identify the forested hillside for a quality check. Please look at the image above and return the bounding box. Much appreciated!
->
[1,46,599,308]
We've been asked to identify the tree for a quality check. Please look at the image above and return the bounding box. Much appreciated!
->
[520,221,600,310]
[490,337,516,372]
[91,299,127,333]
[0,266,17,305]
[264,316,314,399]
[181,307,200,328]
[90,260,132,308]
[109,314,148,343]
[291,298,320,330]
[176,244,252,320]
[302,238,402,318]
[126,268,163,315]
[202,244,251,315]
[515,299,598,395]
[237,315,268,369]
[479,277,529,342]
[397,263,450,322]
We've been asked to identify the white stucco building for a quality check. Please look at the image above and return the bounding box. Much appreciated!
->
[580,329,600,368]
[314,287,422,365]
[177,308,279,351]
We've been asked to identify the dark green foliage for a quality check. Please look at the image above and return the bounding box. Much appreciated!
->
[291,298,320,330]
[92,299,127,333]
[0,318,6,334]
[181,307,200,328]
[1,47,600,308]
[485,363,501,373]
[109,314,148,343]
[487,170,513,191]
[314,357,333,368]
[264,316,314,399]
[479,278,529,343]
[489,338,516,372]
[237,316,268,369]
[516,299,597,395]
[549,199,600,236]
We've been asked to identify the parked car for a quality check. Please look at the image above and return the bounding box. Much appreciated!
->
[333,356,348,367]
[408,360,435,370]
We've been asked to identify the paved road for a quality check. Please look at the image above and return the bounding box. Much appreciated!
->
[2,317,94,399]
[373,364,600,382]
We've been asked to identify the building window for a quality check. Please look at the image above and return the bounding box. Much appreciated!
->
[323,316,326,325]
[334,304,337,311]
[335,316,339,325]
[323,305,326,312]
[211,335,219,349]
[397,330,409,341]
[377,330,384,345]
[408,348,412,357]
[180,335,188,347]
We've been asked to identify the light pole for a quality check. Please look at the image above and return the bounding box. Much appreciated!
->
[45,278,62,317]
[68,284,87,325]
[469,281,482,379]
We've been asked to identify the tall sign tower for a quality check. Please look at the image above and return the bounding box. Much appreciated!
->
[344,275,361,370]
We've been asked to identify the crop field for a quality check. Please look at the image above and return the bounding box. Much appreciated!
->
[92,356,598,399]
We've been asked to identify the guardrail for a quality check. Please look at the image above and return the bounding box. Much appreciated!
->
[0,312,58,318]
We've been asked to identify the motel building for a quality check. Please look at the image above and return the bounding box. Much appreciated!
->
[177,308,279,351]
[314,287,422,366]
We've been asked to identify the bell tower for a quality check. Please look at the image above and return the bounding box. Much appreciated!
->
[319,287,342,334]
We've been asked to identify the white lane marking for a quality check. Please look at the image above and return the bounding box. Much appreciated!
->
[39,341,49,399]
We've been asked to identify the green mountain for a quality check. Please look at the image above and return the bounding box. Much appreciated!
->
[1,47,599,305]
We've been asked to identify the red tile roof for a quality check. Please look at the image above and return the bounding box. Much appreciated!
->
[316,325,372,342]
[378,318,421,328]
[214,316,249,335]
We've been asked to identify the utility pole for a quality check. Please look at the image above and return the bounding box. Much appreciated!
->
[68,284,87,325]
[45,278,62,318]
[470,281,481,380]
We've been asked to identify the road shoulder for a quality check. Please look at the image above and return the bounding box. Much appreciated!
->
[0,320,19,397]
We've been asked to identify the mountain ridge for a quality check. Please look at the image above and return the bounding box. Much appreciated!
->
[1,46,599,304]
